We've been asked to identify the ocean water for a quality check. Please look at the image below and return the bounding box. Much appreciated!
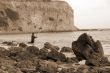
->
[0,30,110,56]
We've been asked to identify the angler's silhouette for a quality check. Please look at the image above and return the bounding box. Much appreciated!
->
[28,33,37,44]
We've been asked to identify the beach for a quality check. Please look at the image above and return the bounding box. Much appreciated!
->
[0,30,110,55]
[0,30,110,73]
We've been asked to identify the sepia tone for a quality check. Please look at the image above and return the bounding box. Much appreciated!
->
[0,0,110,73]
[0,0,77,33]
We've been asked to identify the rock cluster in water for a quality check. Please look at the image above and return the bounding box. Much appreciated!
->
[0,33,110,73]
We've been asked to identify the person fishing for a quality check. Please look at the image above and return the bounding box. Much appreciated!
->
[28,33,37,45]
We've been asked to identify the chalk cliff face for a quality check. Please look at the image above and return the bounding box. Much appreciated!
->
[0,0,77,33]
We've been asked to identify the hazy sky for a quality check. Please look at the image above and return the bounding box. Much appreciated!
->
[66,0,110,29]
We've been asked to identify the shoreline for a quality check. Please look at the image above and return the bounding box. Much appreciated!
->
[0,29,110,35]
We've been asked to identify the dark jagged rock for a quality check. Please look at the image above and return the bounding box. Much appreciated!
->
[72,33,110,66]
[47,50,67,62]
[19,43,27,48]
[44,42,60,51]
[60,47,73,52]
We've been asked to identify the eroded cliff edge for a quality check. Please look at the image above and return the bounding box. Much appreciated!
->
[0,0,77,33]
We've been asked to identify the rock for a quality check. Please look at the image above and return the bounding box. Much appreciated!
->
[36,60,59,73]
[8,46,39,61]
[76,65,98,73]
[72,41,94,61]
[98,68,110,73]
[0,57,23,73]
[39,48,49,59]
[8,47,24,58]
[44,42,60,51]
[11,51,37,61]
[39,47,67,62]
[60,47,73,52]
[95,40,104,56]
[0,47,9,58]
[86,55,110,66]
[16,60,34,69]
[66,57,78,63]
[2,41,17,46]
[8,47,23,53]
[72,33,110,66]
[26,46,39,56]
[16,58,39,71]
[47,50,67,62]
[19,43,27,48]
[59,68,75,73]
[6,68,23,73]
[8,47,23,60]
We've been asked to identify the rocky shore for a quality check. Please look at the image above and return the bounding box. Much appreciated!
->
[0,33,110,73]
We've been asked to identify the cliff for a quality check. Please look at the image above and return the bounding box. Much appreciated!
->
[0,0,77,33]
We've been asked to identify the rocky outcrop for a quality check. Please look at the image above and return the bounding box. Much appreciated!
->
[0,0,77,33]
[72,33,110,66]
[0,40,110,73]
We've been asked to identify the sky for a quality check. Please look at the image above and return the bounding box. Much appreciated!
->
[65,0,110,29]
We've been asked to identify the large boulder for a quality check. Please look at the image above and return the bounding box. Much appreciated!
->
[72,33,110,66]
